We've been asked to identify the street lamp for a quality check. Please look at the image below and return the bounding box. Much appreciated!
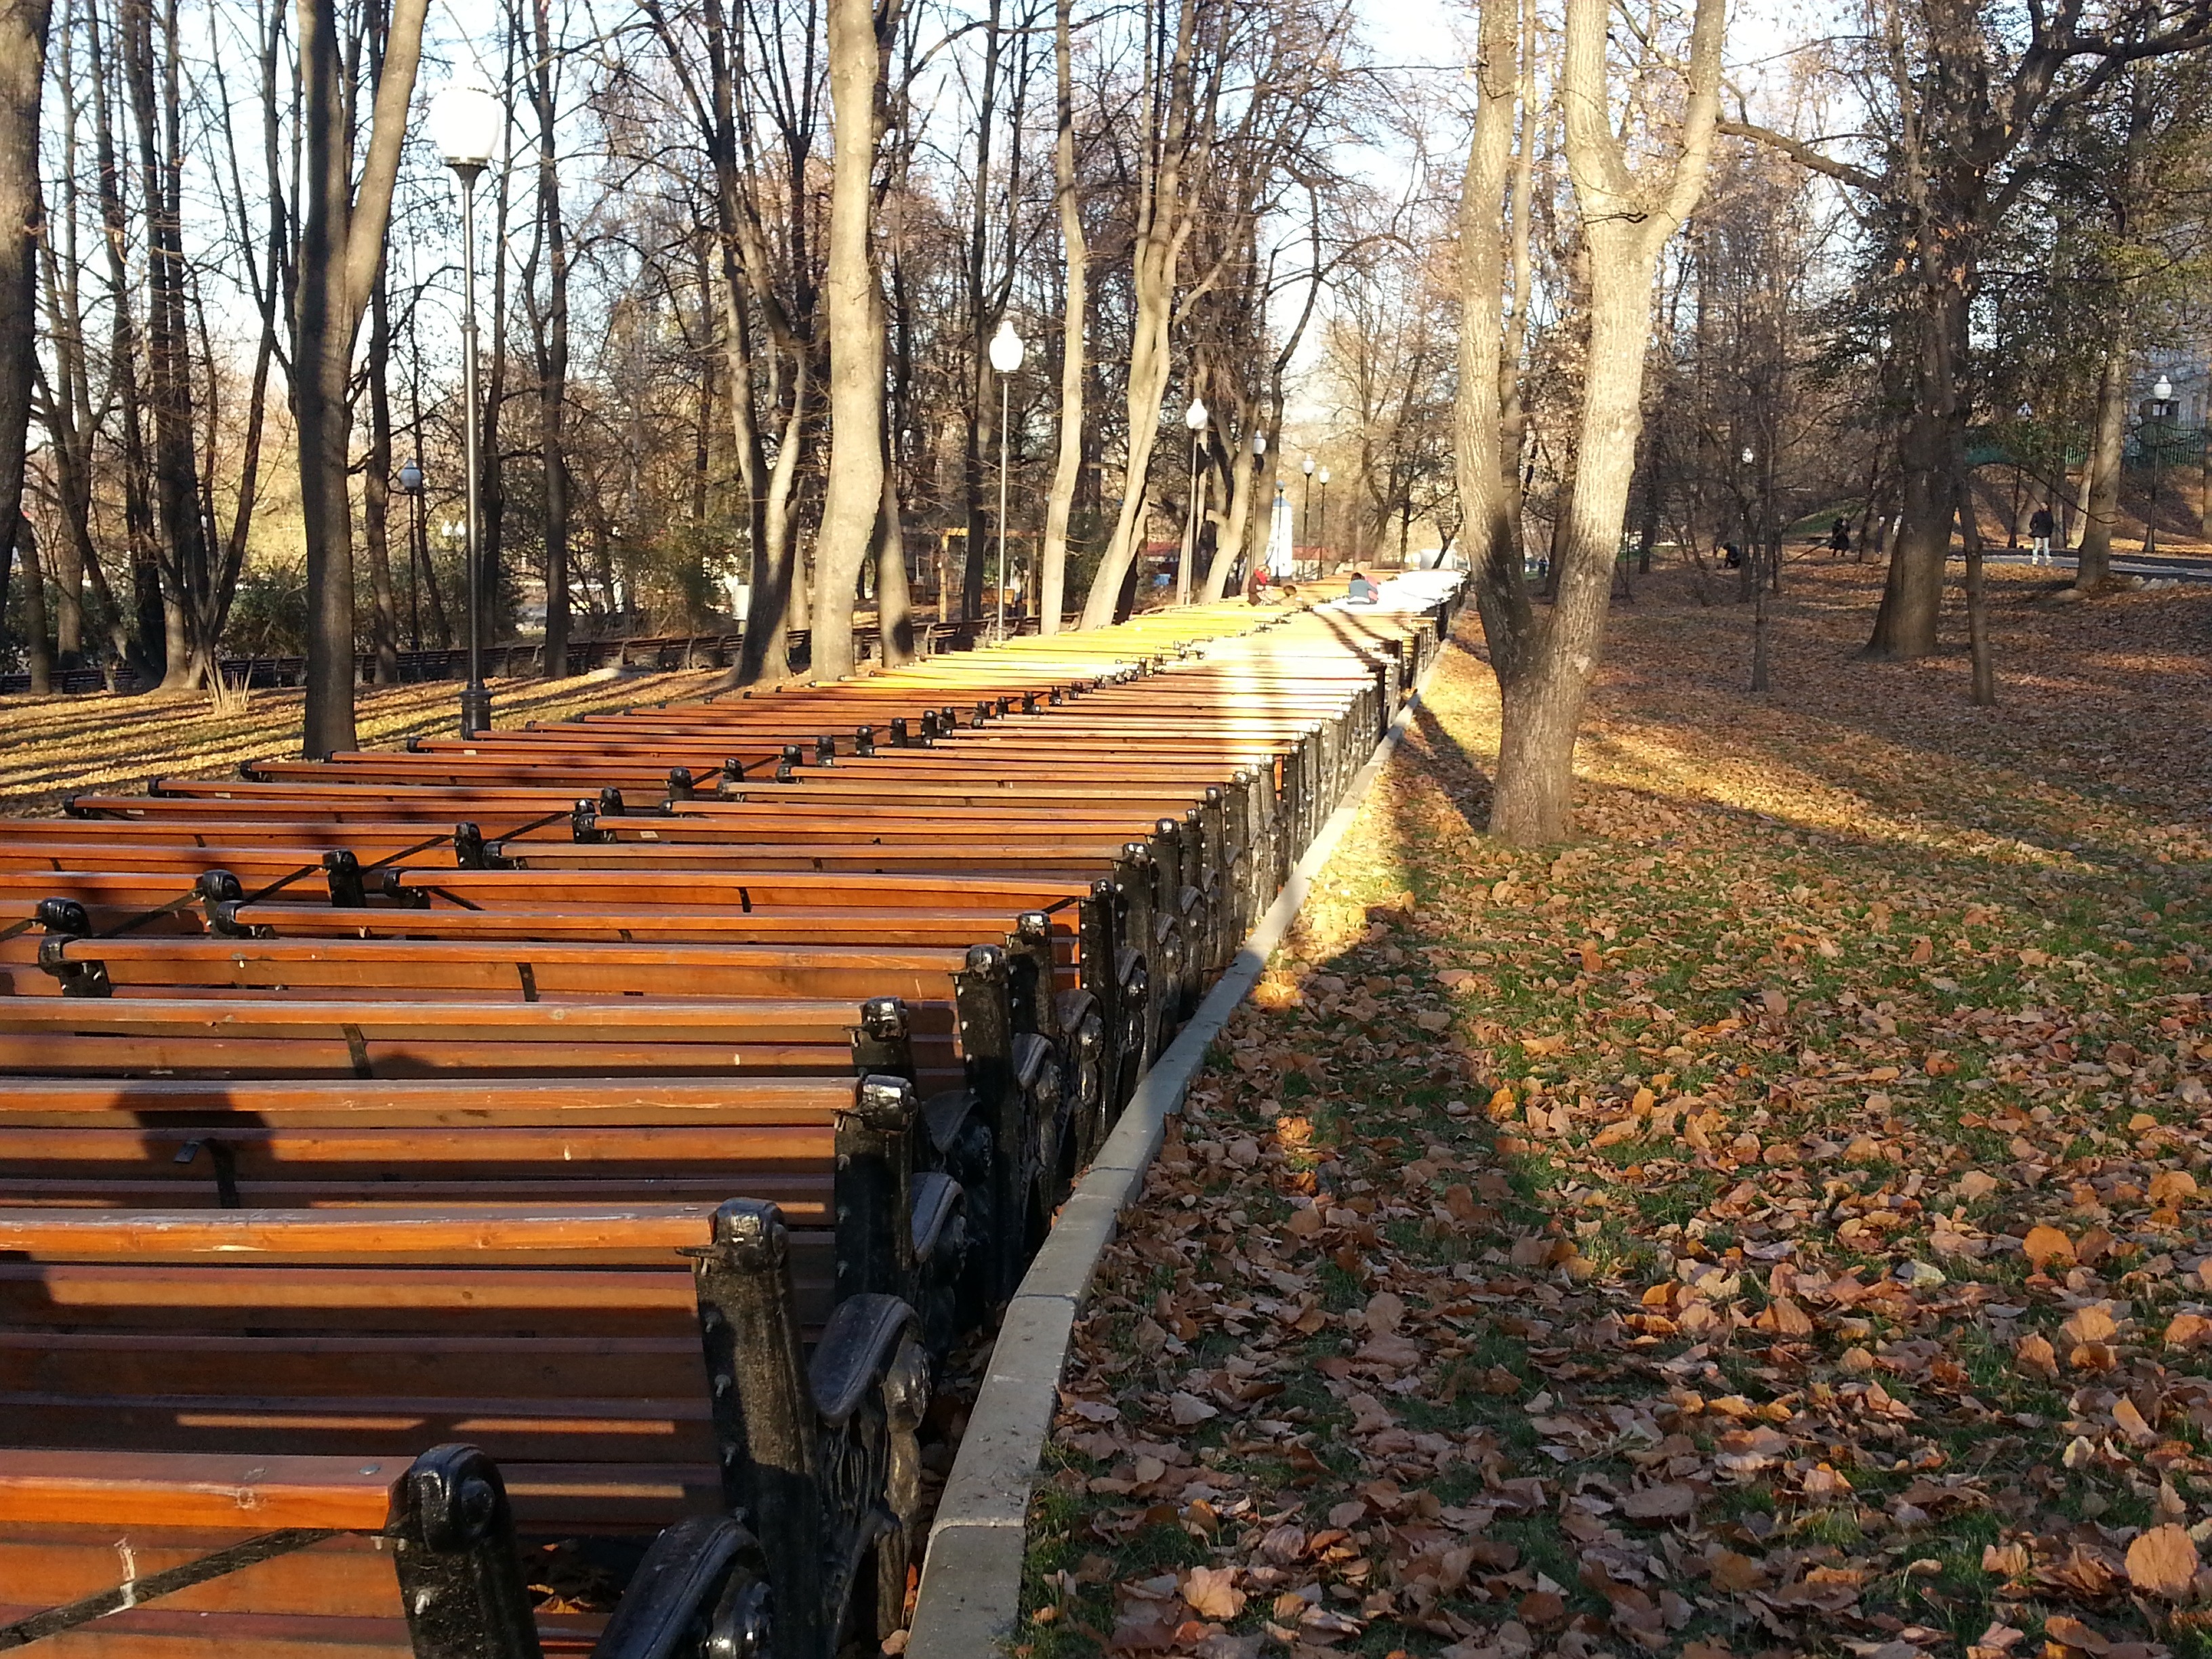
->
[988,316,1024,639]
[1301,455,1315,560]
[1179,397,1206,607]
[396,458,425,654]
[2009,403,2032,548]
[2146,373,2174,558]
[1317,467,1330,565]
[429,71,501,737]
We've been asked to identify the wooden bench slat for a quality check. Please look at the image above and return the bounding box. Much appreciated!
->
[0,1451,399,1531]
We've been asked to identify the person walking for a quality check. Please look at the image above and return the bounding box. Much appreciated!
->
[1828,516,1850,556]
[2028,504,2055,567]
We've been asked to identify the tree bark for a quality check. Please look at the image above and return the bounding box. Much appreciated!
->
[0,0,52,632]
[364,260,401,683]
[123,0,205,688]
[1864,284,1965,659]
[529,0,569,676]
[811,0,891,682]
[2073,313,2129,593]
[1038,0,1084,635]
[1454,0,1526,680]
[294,0,428,755]
[1472,0,1723,843]
[875,428,914,662]
[1078,0,1202,628]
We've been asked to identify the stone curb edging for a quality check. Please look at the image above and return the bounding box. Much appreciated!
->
[905,657,1442,1658]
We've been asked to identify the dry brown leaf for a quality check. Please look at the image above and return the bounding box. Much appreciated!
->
[1180,1565,1246,1621]
[2124,1523,2200,1599]
[2061,1303,2118,1347]
[2023,1225,2076,1269]
[2111,1395,2158,1446]
[2164,1311,2212,1349]
[1620,1483,1698,1519]
[1710,1551,1766,1591]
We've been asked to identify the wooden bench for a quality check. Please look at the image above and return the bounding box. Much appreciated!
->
[0,1443,777,1657]
[0,1200,926,1658]
[0,957,1068,1310]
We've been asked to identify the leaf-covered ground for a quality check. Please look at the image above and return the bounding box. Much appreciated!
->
[1019,560,2212,1659]
[0,668,722,815]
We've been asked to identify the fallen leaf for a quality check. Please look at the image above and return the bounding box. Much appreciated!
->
[2061,1303,2117,1347]
[1620,1482,1698,1519]
[1168,1391,1218,1427]
[1180,1565,1246,1621]
[2125,1524,2199,1599]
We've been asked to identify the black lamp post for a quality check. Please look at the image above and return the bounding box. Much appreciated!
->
[2146,374,2175,559]
[396,458,425,655]
[1317,467,1330,567]
[430,73,501,737]
[1301,455,1314,564]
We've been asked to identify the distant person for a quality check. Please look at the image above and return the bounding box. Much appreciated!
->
[2028,504,2055,566]
[1347,571,1376,604]
[1828,517,1851,556]
[1722,541,1742,569]
[1246,564,1273,605]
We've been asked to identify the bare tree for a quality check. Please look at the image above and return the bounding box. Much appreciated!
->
[1458,0,1725,842]
[812,0,900,680]
[1037,0,1083,634]
[0,0,54,654]
[1725,0,2212,659]
[293,0,426,755]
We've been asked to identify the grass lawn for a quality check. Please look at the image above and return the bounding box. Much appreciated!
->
[1019,559,2212,1659]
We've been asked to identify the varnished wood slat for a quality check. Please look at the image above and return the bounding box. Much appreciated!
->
[0,1451,398,1530]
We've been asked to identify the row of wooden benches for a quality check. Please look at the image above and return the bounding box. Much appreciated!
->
[0,592,1461,1657]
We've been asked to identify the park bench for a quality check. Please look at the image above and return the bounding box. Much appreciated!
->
[0,1442,777,1656]
[9,923,1080,1308]
[0,1200,926,1658]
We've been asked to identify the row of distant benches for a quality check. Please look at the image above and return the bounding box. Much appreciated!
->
[0,592,1460,1658]
[0,620,997,696]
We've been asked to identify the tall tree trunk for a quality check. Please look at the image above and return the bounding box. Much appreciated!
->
[1864,255,1969,658]
[1472,0,1723,843]
[1959,438,1995,706]
[294,0,428,755]
[476,79,514,651]
[364,261,400,682]
[1078,0,1202,628]
[530,0,569,676]
[125,0,205,688]
[960,0,1003,627]
[0,0,52,624]
[1038,0,1084,635]
[876,428,914,662]
[811,0,890,682]
[1454,0,1526,678]
[85,0,163,683]
[17,518,51,693]
[2073,316,2129,593]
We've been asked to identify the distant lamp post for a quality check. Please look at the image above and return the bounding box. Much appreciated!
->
[1317,467,1330,565]
[396,458,425,654]
[989,317,1024,639]
[2146,374,2175,558]
[2009,403,2032,548]
[429,72,501,737]
[1301,455,1315,571]
[1179,397,1207,607]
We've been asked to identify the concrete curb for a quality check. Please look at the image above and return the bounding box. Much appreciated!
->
[905,661,1439,1658]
